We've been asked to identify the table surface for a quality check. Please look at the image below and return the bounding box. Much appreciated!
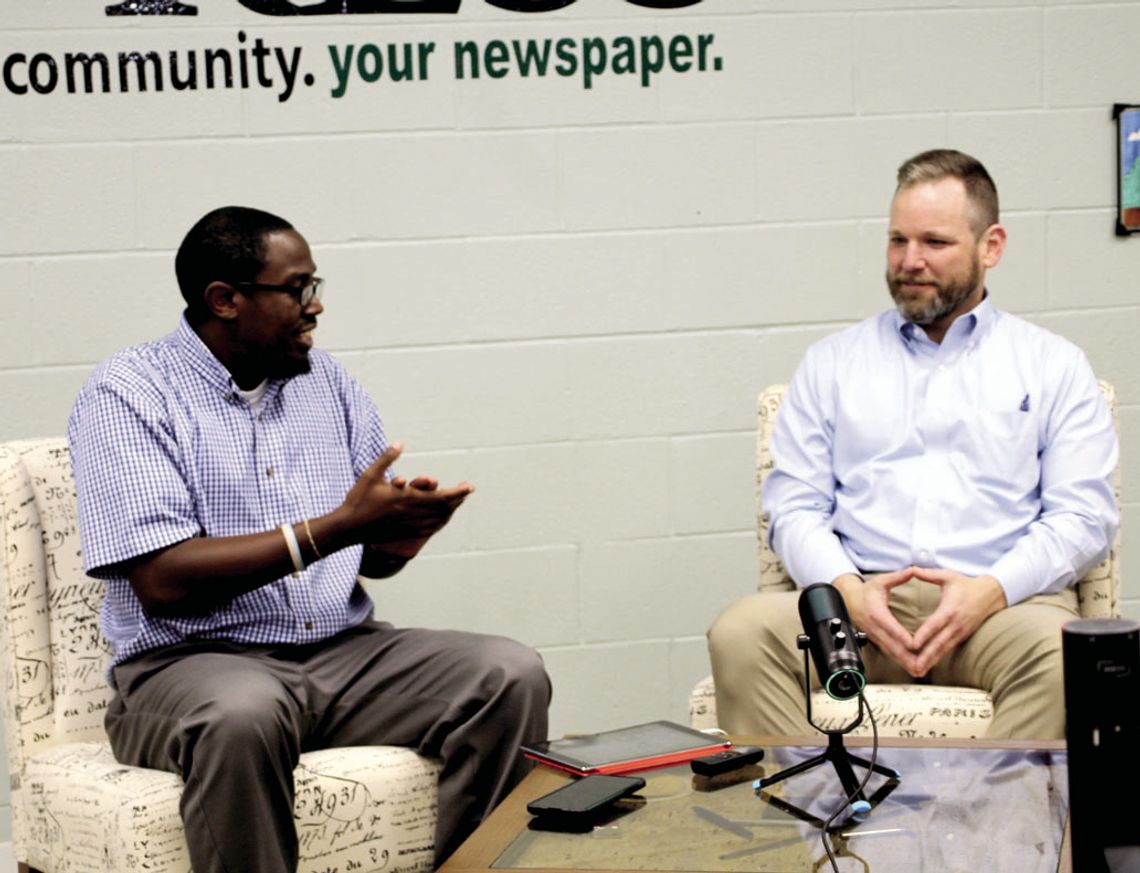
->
[440,735,1071,873]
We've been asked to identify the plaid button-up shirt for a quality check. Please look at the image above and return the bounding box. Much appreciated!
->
[68,316,386,679]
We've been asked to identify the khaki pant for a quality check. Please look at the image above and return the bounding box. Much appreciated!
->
[707,580,1078,739]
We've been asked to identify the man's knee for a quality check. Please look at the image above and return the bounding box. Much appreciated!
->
[472,636,551,706]
[981,623,1067,739]
[1000,620,1065,683]
[711,595,761,651]
[503,640,550,694]
[709,593,799,667]
[506,646,551,742]
[971,598,1074,676]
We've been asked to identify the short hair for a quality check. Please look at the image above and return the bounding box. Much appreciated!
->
[174,206,294,321]
[895,149,999,237]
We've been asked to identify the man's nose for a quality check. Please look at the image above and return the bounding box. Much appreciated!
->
[899,243,926,273]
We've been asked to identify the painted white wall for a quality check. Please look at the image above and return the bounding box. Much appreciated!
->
[2,0,1137,850]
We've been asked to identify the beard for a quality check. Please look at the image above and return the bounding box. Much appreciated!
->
[887,256,982,326]
[269,355,312,380]
[262,343,312,381]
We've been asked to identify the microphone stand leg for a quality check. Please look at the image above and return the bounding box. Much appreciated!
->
[756,749,832,791]
[755,650,900,809]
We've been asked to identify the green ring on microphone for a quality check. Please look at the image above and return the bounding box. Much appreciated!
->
[825,669,866,701]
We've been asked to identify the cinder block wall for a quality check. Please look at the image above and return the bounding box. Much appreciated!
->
[2,0,1137,844]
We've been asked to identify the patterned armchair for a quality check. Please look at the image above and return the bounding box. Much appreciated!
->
[690,381,1122,738]
[0,438,441,873]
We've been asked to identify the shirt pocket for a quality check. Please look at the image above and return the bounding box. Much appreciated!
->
[956,409,1040,495]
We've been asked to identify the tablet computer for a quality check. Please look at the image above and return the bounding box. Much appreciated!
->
[521,720,732,775]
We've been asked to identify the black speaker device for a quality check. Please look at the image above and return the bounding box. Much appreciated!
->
[1062,617,1140,872]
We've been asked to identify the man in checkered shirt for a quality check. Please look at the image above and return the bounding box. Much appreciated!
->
[68,206,551,873]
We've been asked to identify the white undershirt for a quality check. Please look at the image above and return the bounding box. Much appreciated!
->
[237,379,269,411]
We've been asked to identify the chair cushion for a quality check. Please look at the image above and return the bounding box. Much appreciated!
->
[689,674,993,739]
[21,741,441,873]
[808,683,992,738]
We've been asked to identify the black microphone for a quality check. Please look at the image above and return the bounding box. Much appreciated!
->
[798,583,867,701]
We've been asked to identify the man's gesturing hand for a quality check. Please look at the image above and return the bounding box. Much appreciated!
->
[833,569,918,674]
[908,568,1007,678]
[337,442,474,554]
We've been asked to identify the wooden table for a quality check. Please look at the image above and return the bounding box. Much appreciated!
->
[441,735,1071,873]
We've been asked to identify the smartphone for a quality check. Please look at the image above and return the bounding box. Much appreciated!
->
[526,774,646,819]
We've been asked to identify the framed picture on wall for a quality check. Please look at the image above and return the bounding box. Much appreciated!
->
[1114,103,1140,236]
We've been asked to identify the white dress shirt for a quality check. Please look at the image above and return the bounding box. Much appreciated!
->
[763,296,1119,606]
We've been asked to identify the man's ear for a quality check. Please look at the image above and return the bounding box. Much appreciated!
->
[203,281,239,320]
[980,223,1007,269]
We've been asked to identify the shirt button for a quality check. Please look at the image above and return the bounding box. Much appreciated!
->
[266,467,274,477]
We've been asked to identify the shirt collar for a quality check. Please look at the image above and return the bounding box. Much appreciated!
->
[174,313,241,395]
[895,290,995,346]
[174,314,296,406]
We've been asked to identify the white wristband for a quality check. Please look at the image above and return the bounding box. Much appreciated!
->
[280,523,305,576]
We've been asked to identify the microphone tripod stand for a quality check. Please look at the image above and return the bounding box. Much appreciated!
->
[756,634,901,810]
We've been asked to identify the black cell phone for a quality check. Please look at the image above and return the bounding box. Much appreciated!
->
[526,774,646,819]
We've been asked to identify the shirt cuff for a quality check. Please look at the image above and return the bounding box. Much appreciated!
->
[989,550,1038,607]
[792,548,860,590]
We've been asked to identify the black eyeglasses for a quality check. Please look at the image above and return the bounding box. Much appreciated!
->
[233,276,324,308]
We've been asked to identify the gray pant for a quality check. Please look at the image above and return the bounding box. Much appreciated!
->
[106,620,551,872]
